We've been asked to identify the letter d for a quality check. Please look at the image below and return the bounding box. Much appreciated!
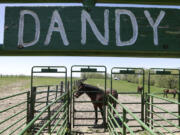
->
[18,10,40,48]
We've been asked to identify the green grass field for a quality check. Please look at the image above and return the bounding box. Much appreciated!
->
[84,78,164,93]
[82,78,178,100]
[0,76,178,100]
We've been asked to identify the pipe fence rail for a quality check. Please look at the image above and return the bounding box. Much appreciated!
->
[145,93,180,135]
[107,94,157,135]
[0,91,29,135]
[18,92,69,135]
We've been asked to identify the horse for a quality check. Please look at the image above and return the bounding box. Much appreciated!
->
[74,82,118,127]
[163,89,177,98]
[137,86,143,93]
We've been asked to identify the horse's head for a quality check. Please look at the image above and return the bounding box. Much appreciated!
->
[164,89,169,93]
[137,86,143,93]
[75,82,86,98]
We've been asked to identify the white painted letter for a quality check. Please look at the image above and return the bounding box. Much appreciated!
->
[115,9,138,46]
[144,10,165,46]
[81,9,109,45]
[18,10,40,48]
[44,10,69,46]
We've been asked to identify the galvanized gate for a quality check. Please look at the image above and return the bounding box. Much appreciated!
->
[111,67,145,129]
[71,65,107,129]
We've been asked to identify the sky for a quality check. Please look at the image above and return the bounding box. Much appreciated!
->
[0,56,180,76]
[0,3,180,76]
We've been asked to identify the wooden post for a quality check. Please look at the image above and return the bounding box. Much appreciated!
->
[30,87,37,133]
[26,91,30,124]
[151,96,154,129]
[46,86,50,106]
[123,108,127,135]
[141,92,144,123]
[48,106,51,134]
[145,93,148,126]
[26,91,31,133]
[67,81,70,92]
[61,81,63,96]
[55,85,58,100]
[178,92,180,127]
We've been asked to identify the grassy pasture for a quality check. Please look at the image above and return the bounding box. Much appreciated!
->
[84,78,164,93]
[0,76,178,100]
[84,78,178,100]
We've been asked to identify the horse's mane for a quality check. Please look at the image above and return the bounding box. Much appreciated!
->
[83,83,103,92]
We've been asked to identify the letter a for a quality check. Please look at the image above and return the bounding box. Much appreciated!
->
[44,10,69,46]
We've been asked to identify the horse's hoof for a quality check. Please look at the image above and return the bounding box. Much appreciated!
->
[99,123,105,128]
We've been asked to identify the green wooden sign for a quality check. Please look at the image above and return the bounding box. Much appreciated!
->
[1,4,180,57]
[1,0,180,5]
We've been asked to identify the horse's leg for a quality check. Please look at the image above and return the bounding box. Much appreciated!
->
[113,101,117,115]
[93,105,98,126]
[99,106,105,126]
[174,93,176,98]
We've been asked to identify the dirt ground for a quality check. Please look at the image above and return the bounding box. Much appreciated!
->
[1,86,180,135]
[0,85,29,135]
[72,94,180,135]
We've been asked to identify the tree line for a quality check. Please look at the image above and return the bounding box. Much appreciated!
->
[81,70,179,89]
[114,69,179,89]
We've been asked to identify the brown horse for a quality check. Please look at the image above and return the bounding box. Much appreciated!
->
[163,89,177,98]
[137,86,143,93]
[75,82,118,127]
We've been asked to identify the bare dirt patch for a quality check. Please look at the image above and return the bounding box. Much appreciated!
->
[0,79,30,135]
[72,93,180,135]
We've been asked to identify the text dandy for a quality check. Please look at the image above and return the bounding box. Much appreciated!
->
[18,9,165,48]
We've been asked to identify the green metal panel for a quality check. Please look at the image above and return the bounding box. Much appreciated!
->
[2,4,180,57]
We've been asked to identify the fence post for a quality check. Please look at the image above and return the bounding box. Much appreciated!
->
[61,81,63,96]
[178,92,180,126]
[107,95,110,130]
[26,91,31,133]
[141,91,144,123]
[67,81,71,132]
[151,96,154,129]
[123,108,127,135]
[67,81,71,131]
[55,85,58,100]
[30,87,37,133]
[46,86,50,106]
[48,106,51,134]
[27,91,30,124]
[145,93,148,126]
